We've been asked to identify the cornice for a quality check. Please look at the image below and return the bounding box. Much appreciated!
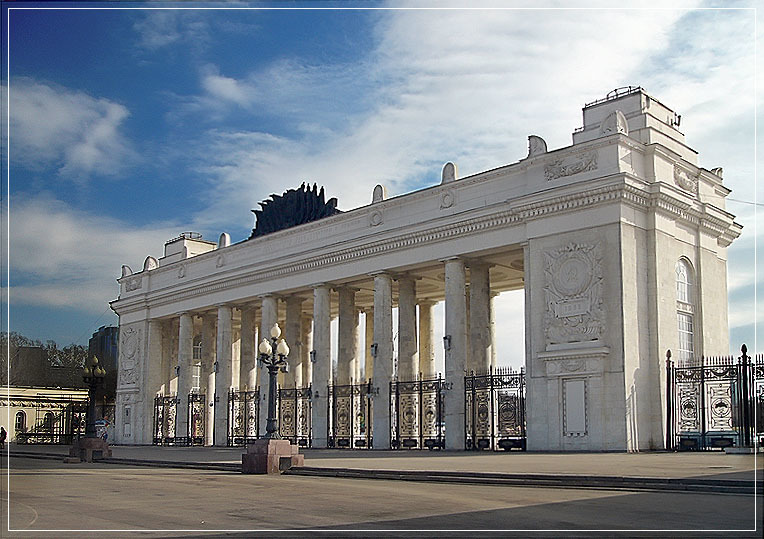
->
[111,180,741,316]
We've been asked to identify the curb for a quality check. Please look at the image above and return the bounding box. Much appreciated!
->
[284,466,763,495]
[9,451,761,495]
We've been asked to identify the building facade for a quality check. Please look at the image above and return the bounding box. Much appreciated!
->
[110,87,741,451]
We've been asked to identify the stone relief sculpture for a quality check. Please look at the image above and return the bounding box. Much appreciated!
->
[119,326,142,386]
[125,276,142,292]
[527,135,547,157]
[543,242,605,346]
[544,151,598,181]
[673,164,698,194]
[249,183,340,239]
[599,109,628,136]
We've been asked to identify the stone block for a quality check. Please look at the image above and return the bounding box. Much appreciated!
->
[241,439,303,474]
[70,437,112,462]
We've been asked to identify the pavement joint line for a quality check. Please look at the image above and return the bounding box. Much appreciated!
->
[9,450,761,495]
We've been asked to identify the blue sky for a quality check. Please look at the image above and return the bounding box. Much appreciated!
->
[2,1,760,367]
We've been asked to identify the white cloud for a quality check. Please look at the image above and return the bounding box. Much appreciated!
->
[8,78,135,181]
[133,10,210,52]
[188,8,693,229]
[2,194,180,313]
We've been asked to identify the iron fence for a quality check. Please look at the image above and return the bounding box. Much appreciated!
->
[465,367,526,451]
[328,381,374,449]
[15,401,87,445]
[188,393,206,446]
[227,389,261,446]
[153,395,179,445]
[278,386,312,447]
[390,375,446,450]
[666,345,763,450]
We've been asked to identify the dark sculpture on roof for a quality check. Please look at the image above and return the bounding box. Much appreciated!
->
[249,183,341,239]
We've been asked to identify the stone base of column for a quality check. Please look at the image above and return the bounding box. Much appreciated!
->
[67,437,112,463]
[241,439,304,474]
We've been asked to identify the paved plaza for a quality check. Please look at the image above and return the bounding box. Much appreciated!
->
[2,444,762,536]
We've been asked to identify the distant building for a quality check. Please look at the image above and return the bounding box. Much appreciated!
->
[1,386,88,444]
[10,346,86,389]
[88,325,119,400]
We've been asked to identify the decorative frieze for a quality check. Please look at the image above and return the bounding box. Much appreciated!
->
[544,151,598,181]
[125,276,142,292]
[543,242,605,347]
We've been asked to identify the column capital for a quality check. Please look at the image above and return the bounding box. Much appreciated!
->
[393,272,421,282]
[417,298,437,307]
[310,282,333,290]
[465,259,494,270]
[439,256,466,265]
[334,285,360,293]
[368,271,392,278]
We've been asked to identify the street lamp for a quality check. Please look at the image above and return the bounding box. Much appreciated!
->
[82,356,106,438]
[258,323,290,439]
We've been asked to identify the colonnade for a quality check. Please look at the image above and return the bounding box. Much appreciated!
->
[149,259,498,449]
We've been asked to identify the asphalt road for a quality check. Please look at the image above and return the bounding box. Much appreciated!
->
[3,457,762,537]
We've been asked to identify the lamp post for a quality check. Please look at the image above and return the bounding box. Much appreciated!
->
[83,356,106,438]
[258,323,290,439]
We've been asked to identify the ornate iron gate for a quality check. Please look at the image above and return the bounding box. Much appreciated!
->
[227,389,260,446]
[465,367,526,451]
[666,346,763,450]
[328,381,373,449]
[390,376,446,449]
[188,393,206,446]
[153,395,177,445]
[278,386,312,447]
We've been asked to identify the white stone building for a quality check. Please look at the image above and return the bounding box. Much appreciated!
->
[111,87,741,451]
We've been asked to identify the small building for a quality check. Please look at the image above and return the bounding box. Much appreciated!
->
[2,386,89,444]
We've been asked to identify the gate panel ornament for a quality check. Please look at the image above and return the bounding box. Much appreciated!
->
[543,242,605,346]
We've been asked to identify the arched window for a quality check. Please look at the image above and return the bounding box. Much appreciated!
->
[676,259,695,363]
[15,411,26,433]
[193,336,202,362]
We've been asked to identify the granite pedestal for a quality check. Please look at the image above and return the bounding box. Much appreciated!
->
[241,438,304,474]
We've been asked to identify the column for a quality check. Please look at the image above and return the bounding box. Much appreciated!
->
[214,305,232,447]
[239,306,257,390]
[145,319,164,444]
[469,262,492,374]
[160,321,172,395]
[285,296,303,388]
[418,300,436,379]
[337,287,359,385]
[201,313,216,446]
[259,295,279,436]
[176,312,194,442]
[397,276,418,381]
[372,273,393,449]
[311,284,332,447]
[490,293,498,370]
[301,315,313,388]
[353,308,362,383]
[364,308,374,383]
[444,258,467,450]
